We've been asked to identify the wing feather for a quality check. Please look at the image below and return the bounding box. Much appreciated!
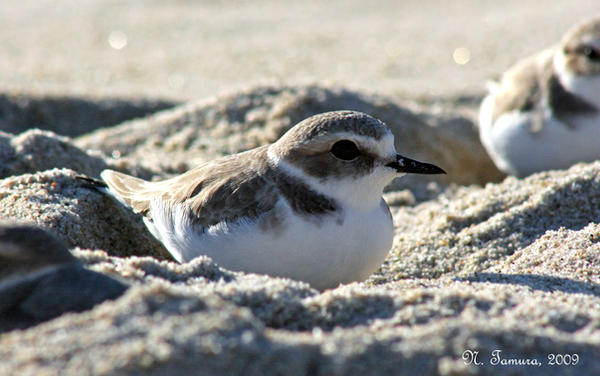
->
[101,146,279,227]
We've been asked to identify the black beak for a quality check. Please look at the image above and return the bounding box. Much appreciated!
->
[385,154,446,175]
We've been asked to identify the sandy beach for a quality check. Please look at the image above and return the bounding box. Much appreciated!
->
[1,2,600,375]
[1,0,598,100]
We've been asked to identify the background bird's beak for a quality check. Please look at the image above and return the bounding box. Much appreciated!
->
[385,154,446,175]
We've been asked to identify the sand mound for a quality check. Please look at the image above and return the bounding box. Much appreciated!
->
[75,85,503,185]
[1,86,599,375]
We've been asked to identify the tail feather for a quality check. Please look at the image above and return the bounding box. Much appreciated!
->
[100,170,157,213]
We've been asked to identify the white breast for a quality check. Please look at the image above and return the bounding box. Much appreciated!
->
[146,197,394,290]
[479,94,600,177]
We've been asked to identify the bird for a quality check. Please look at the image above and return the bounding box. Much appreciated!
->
[0,224,78,293]
[0,224,127,331]
[100,110,445,290]
[478,16,600,177]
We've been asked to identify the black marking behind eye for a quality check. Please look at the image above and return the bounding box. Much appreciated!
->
[582,46,600,61]
[330,140,360,161]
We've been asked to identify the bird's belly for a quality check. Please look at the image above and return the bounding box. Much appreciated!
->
[480,100,600,176]
[171,203,394,290]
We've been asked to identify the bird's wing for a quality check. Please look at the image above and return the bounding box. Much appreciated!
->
[102,146,280,228]
[489,49,551,125]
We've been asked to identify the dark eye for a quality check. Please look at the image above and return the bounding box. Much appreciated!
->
[583,46,600,61]
[330,140,360,161]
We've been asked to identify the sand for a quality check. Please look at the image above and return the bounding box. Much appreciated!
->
[1,2,600,375]
[1,0,597,101]
[1,86,599,375]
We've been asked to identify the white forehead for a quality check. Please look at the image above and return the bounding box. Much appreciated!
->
[569,32,600,49]
[563,18,600,48]
[333,131,396,158]
[584,36,600,50]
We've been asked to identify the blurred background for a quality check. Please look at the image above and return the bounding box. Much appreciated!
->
[0,0,597,101]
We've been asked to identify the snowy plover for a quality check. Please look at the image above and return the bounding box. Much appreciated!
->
[0,224,77,287]
[479,16,600,177]
[0,224,127,330]
[100,111,444,290]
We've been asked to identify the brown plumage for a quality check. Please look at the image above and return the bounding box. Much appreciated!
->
[99,111,447,289]
[101,111,401,229]
[102,145,339,229]
[490,48,597,129]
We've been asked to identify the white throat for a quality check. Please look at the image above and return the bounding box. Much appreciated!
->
[553,51,600,109]
[267,148,395,211]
